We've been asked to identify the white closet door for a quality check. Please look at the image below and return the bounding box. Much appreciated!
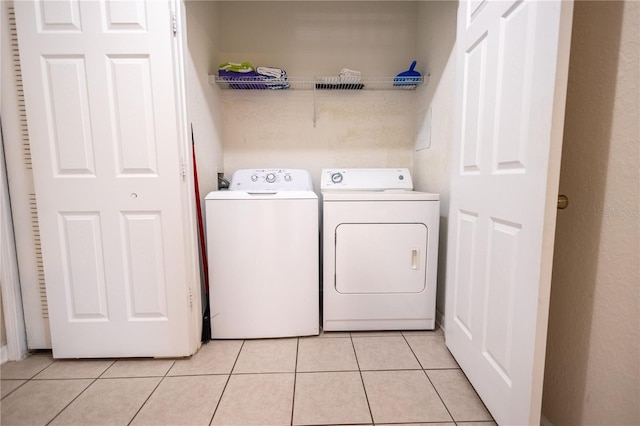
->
[445,0,573,424]
[15,0,196,358]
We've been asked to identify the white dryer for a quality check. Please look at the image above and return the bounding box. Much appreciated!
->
[205,169,319,339]
[321,168,439,331]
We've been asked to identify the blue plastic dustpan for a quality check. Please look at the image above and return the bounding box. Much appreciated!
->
[394,61,421,87]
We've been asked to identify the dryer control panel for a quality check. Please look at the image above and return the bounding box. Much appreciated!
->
[321,168,413,191]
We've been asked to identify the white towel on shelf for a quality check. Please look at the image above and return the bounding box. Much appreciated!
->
[339,68,361,76]
[339,68,362,83]
[256,66,289,89]
[257,66,286,79]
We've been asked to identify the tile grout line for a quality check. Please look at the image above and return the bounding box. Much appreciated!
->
[44,377,97,426]
[207,339,245,426]
[422,367,456,423]
[401,333,426,369]
[349,334,375,425]
[42,357,119,426]
[401,333,457,423]
[0,377,29,400]
[20,353,57,381]
[404,332,495,423]
[2,355,55,424]
[126,358,177,425]
[290,337,300,426]
[0,355,56,419]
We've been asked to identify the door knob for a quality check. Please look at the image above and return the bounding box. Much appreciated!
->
[557,194,569,209]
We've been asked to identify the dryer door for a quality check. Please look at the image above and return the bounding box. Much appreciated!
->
[335,223,428,294]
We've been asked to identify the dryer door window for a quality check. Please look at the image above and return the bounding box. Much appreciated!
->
[335,223,428,294]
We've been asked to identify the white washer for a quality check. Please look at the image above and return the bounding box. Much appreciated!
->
[205,169,319,339]
[321,168,440,331]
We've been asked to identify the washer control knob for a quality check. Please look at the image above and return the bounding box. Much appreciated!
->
[265,173,276,183]
[251,174,258,182]
[284,174,292,182]
[331,172,343,184]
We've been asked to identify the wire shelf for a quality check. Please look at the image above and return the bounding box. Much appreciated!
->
[208,74,429,127]
[314,76,424,90]
[209,75,427,91]
[210,76,313,90]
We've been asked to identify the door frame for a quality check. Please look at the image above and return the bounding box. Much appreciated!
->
[0,1,28,362]
[0,127,29,362]
[174,0,203,354]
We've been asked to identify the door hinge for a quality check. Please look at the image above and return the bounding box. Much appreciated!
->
[188,287,194,309]
[172,11,177,35]
[180,157,187,180]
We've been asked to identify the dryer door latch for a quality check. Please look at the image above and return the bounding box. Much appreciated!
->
[410,248,420,270]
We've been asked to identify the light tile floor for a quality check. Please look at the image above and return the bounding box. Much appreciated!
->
[0,328,495,426]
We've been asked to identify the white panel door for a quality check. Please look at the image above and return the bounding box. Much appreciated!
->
[15,0,197,358]
[445,0,573,424]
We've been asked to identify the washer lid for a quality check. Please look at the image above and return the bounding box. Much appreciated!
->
[230,169,314,191]
[321,168,413,190]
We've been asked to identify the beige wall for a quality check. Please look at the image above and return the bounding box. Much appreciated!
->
[412,0,457,318]
[195,1,428,191]
[184,0,459,323]
[542,1,640,424]
[184,0,225,199]
[0,288,6,347]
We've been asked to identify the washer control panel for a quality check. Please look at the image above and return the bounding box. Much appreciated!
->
[321,168,413,191]
[230,169,313,191]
